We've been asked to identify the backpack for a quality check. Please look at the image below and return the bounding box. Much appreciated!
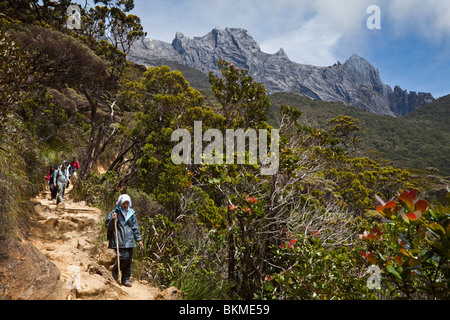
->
[107,208,120,241]
[107,229,113,241]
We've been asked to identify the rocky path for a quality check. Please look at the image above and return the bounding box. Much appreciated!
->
[29,184,161,300]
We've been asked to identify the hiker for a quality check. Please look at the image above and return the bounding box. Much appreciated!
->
[105,194,143,287]
[45,166,52,191]
[64,161,72,188]
[70,157,80,180]
[53,161,68,204]
[70,157,80,175]
[69,156,80,184]
[47,165,57,201]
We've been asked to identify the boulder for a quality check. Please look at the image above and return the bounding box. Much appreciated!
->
[0,237,62,300]
[155,286,183,300]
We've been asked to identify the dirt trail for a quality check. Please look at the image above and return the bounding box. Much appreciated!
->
[29,184,161,300]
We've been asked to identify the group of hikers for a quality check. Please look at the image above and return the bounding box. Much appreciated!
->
[44,157,143,288]
[45,156,80,204]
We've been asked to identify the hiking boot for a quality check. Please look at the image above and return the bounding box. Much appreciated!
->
[122,279,132,287]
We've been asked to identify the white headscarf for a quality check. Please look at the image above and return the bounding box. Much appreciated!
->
[116,194,132,217]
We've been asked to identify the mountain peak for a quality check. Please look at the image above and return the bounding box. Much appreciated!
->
[344,54,374,70]
[174,31,185,39]
[348,53,363,61]
[275,48,288,58]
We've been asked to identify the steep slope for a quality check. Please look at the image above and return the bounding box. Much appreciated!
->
[128,27,434,116]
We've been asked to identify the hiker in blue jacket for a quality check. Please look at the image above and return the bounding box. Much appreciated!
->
[105,194,143,287]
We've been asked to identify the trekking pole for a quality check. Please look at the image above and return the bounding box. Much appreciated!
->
[114,216,122,282]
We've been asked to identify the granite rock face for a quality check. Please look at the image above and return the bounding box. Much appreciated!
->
[128,27,434,116]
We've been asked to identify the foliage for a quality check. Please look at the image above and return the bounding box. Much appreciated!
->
[270,92,450,176]
[325,156,415,215]
[0,23,27,113]
[83,0,146,54]
[0,0,71,28]
[0,21,53,237]
[0,116,30,238]
[209,59,270,129]
[263,234,372,300]
[358,189,450,299]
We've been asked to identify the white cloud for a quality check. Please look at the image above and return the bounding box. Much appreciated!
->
[383,0,450,40]
[132,0,450,67]
[259,16,342,66]
[259,0,372,65]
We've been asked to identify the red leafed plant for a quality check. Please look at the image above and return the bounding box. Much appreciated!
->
[359,189,450,299]
[246,196,258,204]
[359,226,384,241]
[376,189,428,223]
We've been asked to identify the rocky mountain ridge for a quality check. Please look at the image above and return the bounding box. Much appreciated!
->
[128,27,434,116]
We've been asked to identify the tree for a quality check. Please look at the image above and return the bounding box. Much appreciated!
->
[104,66,211,217]
[83,0,146,54]
[0,23,27,115]
[0,0,71,28]
[209,59,270,129]
[71,0,146,179]
[327,115,361,155]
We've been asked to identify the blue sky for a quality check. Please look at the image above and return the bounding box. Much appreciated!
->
[126,0,450,98]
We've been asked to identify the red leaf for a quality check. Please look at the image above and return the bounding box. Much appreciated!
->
[359,251,369,258]
[359,230,376,240]
[407,212,416,220]
[246,196,258,204]
[399,192,414,211]
[310,230,320,237]
[370,226,384,237]
[376,201,398,216]
[394,255,403,266]
[409,189,417,200]
[407,211,422,221]
[386,201,398,213]
[400,212,409,223]
[414,199,428,213]
[359,251,377,264]
[376,205,386,215]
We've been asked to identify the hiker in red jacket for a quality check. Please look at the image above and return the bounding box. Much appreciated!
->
[69,156,80,184]
[70,156,80,175]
